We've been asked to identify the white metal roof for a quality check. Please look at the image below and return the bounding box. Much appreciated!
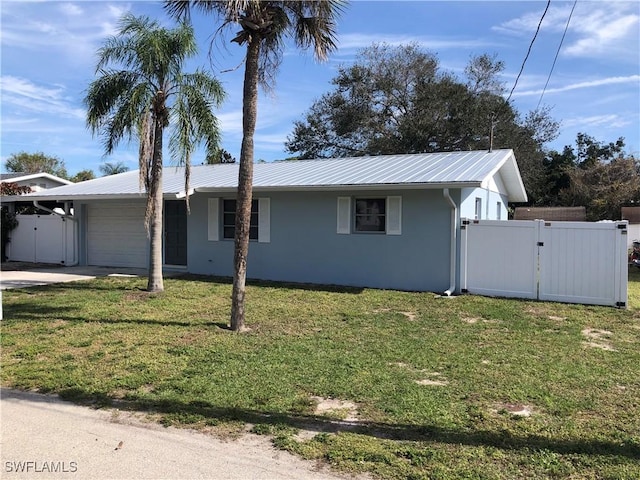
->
[13,149,527,203]
[0,172,73,185]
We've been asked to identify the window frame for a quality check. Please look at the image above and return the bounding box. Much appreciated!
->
[222,198,259,241]
[354,197,387,234]
[475,197,482,220]
[339,196,401,235]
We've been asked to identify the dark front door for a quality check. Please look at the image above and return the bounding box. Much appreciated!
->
[164,200,187,266]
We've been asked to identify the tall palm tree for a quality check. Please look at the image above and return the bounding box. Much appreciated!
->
[166,0,344,331]
[85,14,225,292]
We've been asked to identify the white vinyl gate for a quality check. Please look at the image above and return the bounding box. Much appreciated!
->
[8,214,76,265]
[459,219,628,307]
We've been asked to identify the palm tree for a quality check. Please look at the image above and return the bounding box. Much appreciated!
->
[99,161,130,176]
[85,14,225,292]
[166,0,344,331]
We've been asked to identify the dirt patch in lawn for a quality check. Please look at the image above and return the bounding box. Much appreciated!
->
[389,363,449,386]
[494,403,535,417]
[582,328,616,351]
[311,396,359,421]
[295,396,361,441]
[414,371,449,387]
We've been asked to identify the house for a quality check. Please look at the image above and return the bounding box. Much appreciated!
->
[7,149,527,293]
[622,206,640,249]
[0,172,72,192]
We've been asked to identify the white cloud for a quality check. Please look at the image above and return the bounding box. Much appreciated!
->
[59,3,83,16]
[217,110,244,138]
[510,75,640,98]
[335,32,496,53]
[563,10,639,57]
[0,76,85,120]
[493,2,640,60]
[563,114,631,129]
[0,2,131,66]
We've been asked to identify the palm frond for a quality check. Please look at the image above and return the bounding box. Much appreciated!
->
[169,70,225,210]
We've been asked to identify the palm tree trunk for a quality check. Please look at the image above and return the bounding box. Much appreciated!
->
[230,38,260,332]
[147,116,165,293]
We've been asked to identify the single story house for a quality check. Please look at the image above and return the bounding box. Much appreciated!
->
[0,172,72,192]
[8,149,527,293]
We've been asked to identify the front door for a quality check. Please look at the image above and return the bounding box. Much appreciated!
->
[164,200,187,266]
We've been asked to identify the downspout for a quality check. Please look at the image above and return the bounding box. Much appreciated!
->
[443,189,457,296]
[33,201,79,266]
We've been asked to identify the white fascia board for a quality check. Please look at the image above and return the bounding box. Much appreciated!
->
[0,172,73,185]
[12,192,189,202]
[14,193,149,202]
[174,189,194,199]
[480,150,527,203]
[194,182,482,194]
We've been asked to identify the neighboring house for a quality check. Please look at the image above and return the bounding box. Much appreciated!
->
[0,172,72,192]
[514,206,586,221]
[7,149,527,293]
[622,206,640,250]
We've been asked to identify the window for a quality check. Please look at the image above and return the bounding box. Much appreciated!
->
[355,198,386,232]
[223,199,258,240]
[475,197,482,220]
[496,202,502,220]
[338,196,401,235]
[208,197,270,243]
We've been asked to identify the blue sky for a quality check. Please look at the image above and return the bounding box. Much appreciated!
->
[1,1,638,176]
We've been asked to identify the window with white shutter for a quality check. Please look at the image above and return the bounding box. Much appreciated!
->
[213,198,270,243]
[258,197,270,243]
[337,197,351,234]
[337,196,402,235]
[386,196,402,235]
[208,198,219,241]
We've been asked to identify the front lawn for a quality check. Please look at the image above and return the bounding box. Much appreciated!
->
[2,270,639,479]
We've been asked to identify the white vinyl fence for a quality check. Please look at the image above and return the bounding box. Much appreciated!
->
[7,214,76,265]
[459,219,628,307]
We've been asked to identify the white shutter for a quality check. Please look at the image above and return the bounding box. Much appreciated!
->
[386,196,402,235]
[337,197,351,234]
[208,198,219,241]
[258,197,270,243]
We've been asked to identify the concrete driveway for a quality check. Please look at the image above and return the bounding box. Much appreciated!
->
[0,264,148,290]
[0,388,347,480]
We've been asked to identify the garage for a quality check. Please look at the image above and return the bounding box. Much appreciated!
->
[86,201,148,268]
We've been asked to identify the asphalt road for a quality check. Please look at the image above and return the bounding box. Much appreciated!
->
[0,389,349,480]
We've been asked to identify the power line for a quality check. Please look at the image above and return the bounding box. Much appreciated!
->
[536,0,578,110]
[505,0,552,105]
[491,0,551,151]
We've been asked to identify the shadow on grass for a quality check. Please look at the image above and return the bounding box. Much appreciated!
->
[33,387,637,461]
[179,274,365,294]
[2,274,365,325]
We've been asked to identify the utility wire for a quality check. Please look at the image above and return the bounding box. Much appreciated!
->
[536,0,578,110]
[505,0,551,105]
[490,0,551,151]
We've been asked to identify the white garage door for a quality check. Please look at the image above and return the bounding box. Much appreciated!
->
[87,201,148,268]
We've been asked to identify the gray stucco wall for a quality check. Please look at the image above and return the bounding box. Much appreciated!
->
[187,189,453,292]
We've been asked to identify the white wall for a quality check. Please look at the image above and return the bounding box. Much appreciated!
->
[628,224,640,250]
[460,187,508,220]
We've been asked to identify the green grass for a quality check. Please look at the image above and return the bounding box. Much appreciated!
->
[2,270,640,479]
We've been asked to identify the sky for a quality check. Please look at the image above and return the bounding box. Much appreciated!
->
[1,0,639,177]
